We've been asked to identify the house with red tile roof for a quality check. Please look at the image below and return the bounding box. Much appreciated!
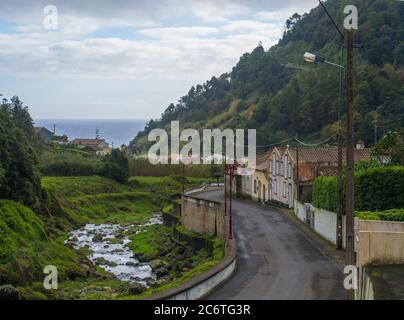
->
[238,144,371,208]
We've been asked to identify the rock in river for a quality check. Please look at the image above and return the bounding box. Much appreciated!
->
[127,283,146,295]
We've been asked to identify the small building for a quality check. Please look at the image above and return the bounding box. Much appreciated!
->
[251,153,270,203]
[34,127,53,142]
[72,138,111,156]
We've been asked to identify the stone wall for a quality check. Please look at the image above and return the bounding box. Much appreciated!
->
[181,186,225,241]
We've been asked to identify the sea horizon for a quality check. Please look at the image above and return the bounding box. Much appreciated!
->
[34,118,148,147]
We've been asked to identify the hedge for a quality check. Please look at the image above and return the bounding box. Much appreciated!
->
[312,176,338,212]
[356,209,404,222]
[312,166,404,212]
[355,166,404,211]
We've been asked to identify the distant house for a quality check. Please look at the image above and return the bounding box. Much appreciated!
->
[34,127,53,142]
[52,134,69,145]
[72,138,111,156]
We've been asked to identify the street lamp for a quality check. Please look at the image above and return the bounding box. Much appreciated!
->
[303,51,345,251]
[304,52,345,69]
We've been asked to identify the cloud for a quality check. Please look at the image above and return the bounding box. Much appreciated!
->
[0,1,319,81]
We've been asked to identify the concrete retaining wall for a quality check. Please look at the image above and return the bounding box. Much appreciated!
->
[181,185,225,241]
[151,184,237,300]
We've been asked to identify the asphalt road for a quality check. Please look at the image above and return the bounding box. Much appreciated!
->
[198,190,345,300]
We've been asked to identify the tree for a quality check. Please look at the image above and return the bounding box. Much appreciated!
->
[102,149,129,183]
[0,98,40,206]
[373,130,404,165]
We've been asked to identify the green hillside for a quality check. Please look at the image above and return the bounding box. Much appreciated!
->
[131,0,404,153]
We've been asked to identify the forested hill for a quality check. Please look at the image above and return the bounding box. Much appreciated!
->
[130,0,404,154]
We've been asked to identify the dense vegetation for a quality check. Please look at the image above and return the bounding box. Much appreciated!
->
[131,0,404,153]
[312,166,404,216]
[0,97,40,207]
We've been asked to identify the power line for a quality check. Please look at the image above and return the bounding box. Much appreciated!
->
[294,133,337,147]
[319,0,345,41]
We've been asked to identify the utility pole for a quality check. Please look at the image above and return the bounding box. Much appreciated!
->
[182,163,185,194]
[228,164,234,240]
[336,132,344,250]
[345,30,355,300]
[336,46,344,251]
[224,164,227,217]
[296,144,300,201]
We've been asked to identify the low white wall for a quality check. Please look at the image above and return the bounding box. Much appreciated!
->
[169,259,237,300]
[294,200,306,222]
[294,200,346,248]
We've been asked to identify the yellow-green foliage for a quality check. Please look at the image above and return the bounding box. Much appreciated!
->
[42,176,129,198]
[0,200,46,261]
[205,99,240,127]
[356,209,404,222]
[0,200,86,287]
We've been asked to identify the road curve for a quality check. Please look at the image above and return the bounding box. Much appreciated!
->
[197,190,344,300]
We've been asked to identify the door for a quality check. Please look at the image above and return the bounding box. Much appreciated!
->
[288,184,292,208]
[258,181,261,202]
[263,185,266,202]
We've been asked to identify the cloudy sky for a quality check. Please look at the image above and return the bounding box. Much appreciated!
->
[0,0,318,119]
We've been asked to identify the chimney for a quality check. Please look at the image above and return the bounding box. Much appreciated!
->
[356,140,365,150]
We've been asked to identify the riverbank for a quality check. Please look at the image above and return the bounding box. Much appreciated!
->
[0,175,223,300]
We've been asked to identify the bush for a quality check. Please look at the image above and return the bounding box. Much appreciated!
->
[102,149,129,183]
[40,161,100,176]
[355,166,404,211]
[356,209,404,222]
[312,176,338,212]
[312,166,404,212]
[0,285,20,300]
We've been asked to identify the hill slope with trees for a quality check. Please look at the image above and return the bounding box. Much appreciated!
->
[131,0,404,154]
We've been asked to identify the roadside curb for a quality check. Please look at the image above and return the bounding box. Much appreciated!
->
[150,237,237,300]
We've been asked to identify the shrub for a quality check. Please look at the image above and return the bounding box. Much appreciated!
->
[355,166,404,211]
[312,176,338,212]
[40,161,99,176]
[356,209,404,222]
[312,166,404,212]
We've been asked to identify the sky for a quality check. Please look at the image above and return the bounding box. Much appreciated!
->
[0,0,318,120]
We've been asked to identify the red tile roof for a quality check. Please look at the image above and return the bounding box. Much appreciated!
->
[287,147,371,163]
[72,138,105,146]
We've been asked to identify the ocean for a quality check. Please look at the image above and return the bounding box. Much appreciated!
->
[34,119,147,147]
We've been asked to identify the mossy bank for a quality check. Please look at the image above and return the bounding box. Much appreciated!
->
[0,175,223,300]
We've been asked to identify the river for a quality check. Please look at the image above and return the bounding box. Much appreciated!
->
[65,213,163,286]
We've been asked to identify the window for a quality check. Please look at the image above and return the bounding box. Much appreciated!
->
[288,163,292,178]
[273,179,277,195]
[269,160,273,173]
[283,181,287,197]
[284,155,288,178]
[280,161,284,176]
